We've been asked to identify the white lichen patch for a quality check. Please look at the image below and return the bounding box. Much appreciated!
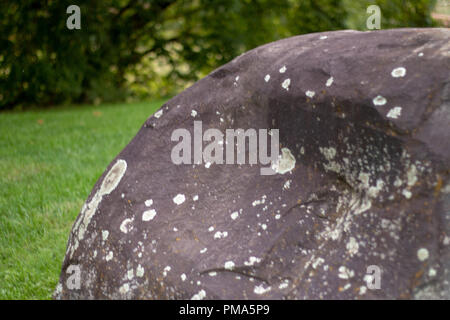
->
[272,148,296,174]
[406,164,418,186]
[367,179,384,198]
[319,35,328,40]
[312,257,325,269]
[127,269,134,280]
[154,110,163,118]
[105,251,114,261]
[278,280,289,289]
[181,273,187,281]
[254,284,271,295]
[279,66,287,73]
[244,256,261,266]
[391,67,406,78]
[230,211,239,220]
[281,78,291,90]
[338,266,355,279]
[173,194,186,205]
[305,90,315,98]
[142,209,157,221]
[224,261,235,270]
[373,95,387,106]
[69,159,127,258]
[387,106,402,119]
[428,268,437,277]
[119,283,130,294]
[120,218,134,234]
[191,110,197,117]
[163,266,171,277]
[193,195,199,201]
[283,180,291,190]
[214,231,228,239]
[200,248,207,254]
[191,289,206,300]
[102,230,109,241]
[402,189,412,199]
[359,286,367,295]
[145,199,153,207]
[136,264,145,277]
[326,77,334,87]
[417,248,429,261]
[346,237,359,256]
[264,74,270,82]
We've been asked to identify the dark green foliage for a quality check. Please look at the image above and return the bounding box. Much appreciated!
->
[0,0,438,110]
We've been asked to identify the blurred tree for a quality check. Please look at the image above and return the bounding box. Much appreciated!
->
[0,0,439,110]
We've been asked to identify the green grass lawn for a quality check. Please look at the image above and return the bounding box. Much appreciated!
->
[0,100,165,299]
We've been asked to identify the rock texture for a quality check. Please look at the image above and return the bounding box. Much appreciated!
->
[55,28,450,299]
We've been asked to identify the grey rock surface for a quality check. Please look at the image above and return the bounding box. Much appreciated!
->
[55,28,450,299]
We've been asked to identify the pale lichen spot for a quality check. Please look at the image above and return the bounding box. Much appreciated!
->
[105,251,114,261]
[305,90,315,98]
[326,77,334,87]
[281,78,291,90]
[406,164,418,186]
[136,264,144,277]
[264,74,270,82]
[346,237,359,256]
[181,273,187,281]
[193,195,199,201]
[254,284,272,295]
[428,268,436,277]
[279,66,287,73]
[154,110,163,118]
[173,194,186,205]
[272,148,296,174]
[200,248,208,254]
[224,261,235,270]
[417,248,429,261]
[214,231,228,239]
[191,289,206,300]
[359,286,367,295]
[338,266,354,279]
[145,199,153,207]
[230,211,239,220]
[319,35,328,40]
[102,230,109,241]
[127,269,134,280]
[402,189,412,199]
[387,106,402,119]
[163,266,171,277]
[191,110,197,117]
[373,95,387,106]
[119,283,130,294]
[142,209,157,221]
[244,256,261,266]
[120,218,134,234]
[391,67,406,78]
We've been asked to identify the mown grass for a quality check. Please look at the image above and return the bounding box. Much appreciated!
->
[0,100,165,299]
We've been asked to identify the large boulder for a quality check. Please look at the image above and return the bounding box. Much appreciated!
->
[55,28,450,299]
